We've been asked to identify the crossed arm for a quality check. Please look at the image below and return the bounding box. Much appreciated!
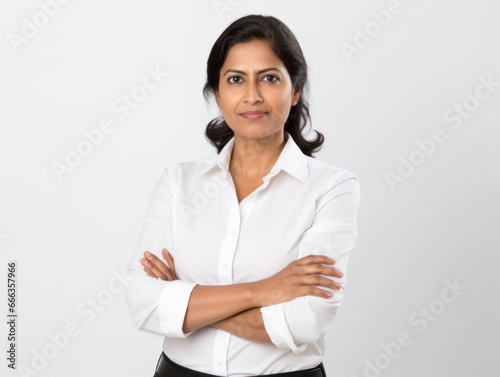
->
[211,307,271,343]
[142,248,272,343]
[131,171,360,350]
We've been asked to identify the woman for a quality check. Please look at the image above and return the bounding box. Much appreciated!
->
[125,14,360,377]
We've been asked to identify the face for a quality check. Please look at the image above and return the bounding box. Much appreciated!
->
[214,39,301,140]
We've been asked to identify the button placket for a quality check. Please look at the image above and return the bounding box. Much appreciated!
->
[213,330,230,375]
[218,195,240,284]
[213,170,235,376]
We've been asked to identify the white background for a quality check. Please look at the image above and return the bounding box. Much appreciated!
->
[1,0,499,376]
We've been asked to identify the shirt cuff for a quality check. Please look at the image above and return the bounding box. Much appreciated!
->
[158,280,198,338]
[260,304,308,354]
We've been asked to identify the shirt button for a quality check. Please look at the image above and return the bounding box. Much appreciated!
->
[230,229,237,235]
[223,262,229,270]
[216,357,222,366]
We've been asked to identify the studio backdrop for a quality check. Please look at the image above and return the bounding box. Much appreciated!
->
[0,1,498,376]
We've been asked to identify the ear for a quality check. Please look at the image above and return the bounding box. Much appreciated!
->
[215,88,221,108]
[292,87,301,107]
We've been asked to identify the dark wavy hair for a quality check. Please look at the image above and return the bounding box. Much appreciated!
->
[202,14,324,157]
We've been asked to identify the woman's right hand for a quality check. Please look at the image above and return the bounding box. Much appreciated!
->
[255,255,343,306]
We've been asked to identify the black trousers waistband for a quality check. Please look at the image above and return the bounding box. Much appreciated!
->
[154,352,327,377]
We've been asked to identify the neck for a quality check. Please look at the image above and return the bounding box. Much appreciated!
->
[229,132,287,179]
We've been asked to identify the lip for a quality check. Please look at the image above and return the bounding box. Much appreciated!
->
[240,111,268,120]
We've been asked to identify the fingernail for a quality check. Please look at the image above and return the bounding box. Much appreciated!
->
[144,251,151,257]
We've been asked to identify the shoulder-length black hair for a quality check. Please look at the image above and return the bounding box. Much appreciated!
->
[202,14,324,157]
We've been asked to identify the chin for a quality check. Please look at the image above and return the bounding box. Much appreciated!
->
[235,125,274,138]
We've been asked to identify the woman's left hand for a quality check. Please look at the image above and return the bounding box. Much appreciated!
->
[141,248,178,281]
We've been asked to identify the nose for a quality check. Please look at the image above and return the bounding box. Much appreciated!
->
[244,80,263,104]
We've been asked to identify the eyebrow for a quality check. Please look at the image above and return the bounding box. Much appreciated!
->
[222,67,282,77]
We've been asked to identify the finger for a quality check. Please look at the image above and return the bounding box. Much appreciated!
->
[144,251,175,280]
[162,248,178,279]
[143,258,172,281]
[142,254,172,281]
[302,264,343,279]
[301,274,342,290]
[296,254,336,266]
[303,285,335,299]
[144,267,158,279]
[335,267,344,278]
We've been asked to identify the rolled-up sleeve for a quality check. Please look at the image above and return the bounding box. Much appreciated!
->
[260,173,360,353]
[124,167,198,338]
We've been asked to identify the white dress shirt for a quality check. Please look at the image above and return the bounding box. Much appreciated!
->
[125,131,361,376]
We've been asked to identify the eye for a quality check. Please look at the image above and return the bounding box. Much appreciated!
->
[228,76,243,84]
[227,74,280,84]
[263,74,279,82]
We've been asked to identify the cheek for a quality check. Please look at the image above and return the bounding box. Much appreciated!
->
[269,95,292,119]
[220,93,240,112]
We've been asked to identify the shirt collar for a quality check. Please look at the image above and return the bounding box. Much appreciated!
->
[199,131,309,183]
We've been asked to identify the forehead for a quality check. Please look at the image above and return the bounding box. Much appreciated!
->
[222,39,284,69]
